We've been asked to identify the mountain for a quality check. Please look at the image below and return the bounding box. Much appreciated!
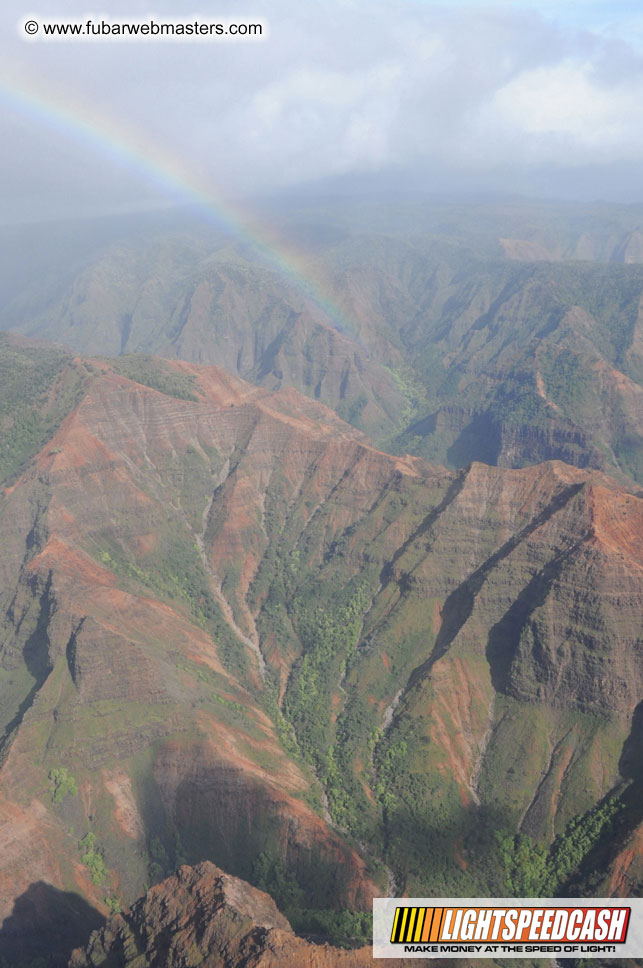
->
[0,341,641,963]
[0,218,407,443]
[1,199,641,484]
[68,861,408,967]
[0,346,380,963]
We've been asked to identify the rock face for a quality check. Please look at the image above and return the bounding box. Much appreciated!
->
[69,861,406,967]
[1,230,407,442]
[2,201,642,483]
[0,348,641,962]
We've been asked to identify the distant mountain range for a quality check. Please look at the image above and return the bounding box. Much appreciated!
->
[2,199,641,484]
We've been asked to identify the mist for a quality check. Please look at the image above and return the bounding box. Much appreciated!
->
[2,0,643,224]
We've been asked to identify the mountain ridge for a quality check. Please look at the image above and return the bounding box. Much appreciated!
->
[0,347,641,965]
[2,201,641,483]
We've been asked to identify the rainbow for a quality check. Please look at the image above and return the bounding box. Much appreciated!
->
[0,72,353,335]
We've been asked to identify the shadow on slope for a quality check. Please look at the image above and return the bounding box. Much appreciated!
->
[0,881,104,968]
[0,574,55,764]
[405,480,585,694]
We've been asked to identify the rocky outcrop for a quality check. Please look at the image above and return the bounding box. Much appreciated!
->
[68,862,407,968]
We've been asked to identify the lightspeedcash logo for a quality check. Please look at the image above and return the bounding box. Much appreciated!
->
[373,898,642,959]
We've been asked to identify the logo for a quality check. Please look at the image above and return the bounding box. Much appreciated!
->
[373,898,642,959]
[389,906,630,945]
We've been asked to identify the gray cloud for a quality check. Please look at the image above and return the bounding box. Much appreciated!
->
[2,0,643,221]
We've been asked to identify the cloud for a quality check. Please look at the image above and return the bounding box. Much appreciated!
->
[2,0,643,219]
[495,59,641,136]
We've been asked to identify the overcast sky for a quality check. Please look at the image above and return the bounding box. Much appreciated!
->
[2,0,643,222]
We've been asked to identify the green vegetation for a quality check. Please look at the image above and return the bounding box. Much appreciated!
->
[375,733,408,816]
[491,374,551,427]
[553,264,641,370]
[539,347,591,416]
[98,530,248,676]
[288,908,373,948]
[498,794,624,896]
[0,336,87,486]
[251,852,303,909]
[285,586,369,766]
[147,832,188,885]
[337,392,368,427]
[49,766,78,804]
[283,586,371,827]
[109,355,200,401]
[329,694,377,836]
[387,363,426,429]
[259,676,307,764]
[79,832,108,885]
[148,835,170,884]
[370,694,506,897]
[251,852,372,948]
[104,895,120,915]
[615,442,643,482]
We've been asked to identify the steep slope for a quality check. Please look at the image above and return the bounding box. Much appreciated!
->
[2,202,642,482]
[0,227,405,442]
[0,351,641,963]
[0,333,88,486]
[384,258,643,483]
[0,358,382,964]
[69,861,410,967]
[313,232,643,481]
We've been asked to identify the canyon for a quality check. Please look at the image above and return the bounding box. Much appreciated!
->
[0,338,641,963]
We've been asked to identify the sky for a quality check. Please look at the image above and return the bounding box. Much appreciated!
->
[2,0,643,222]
